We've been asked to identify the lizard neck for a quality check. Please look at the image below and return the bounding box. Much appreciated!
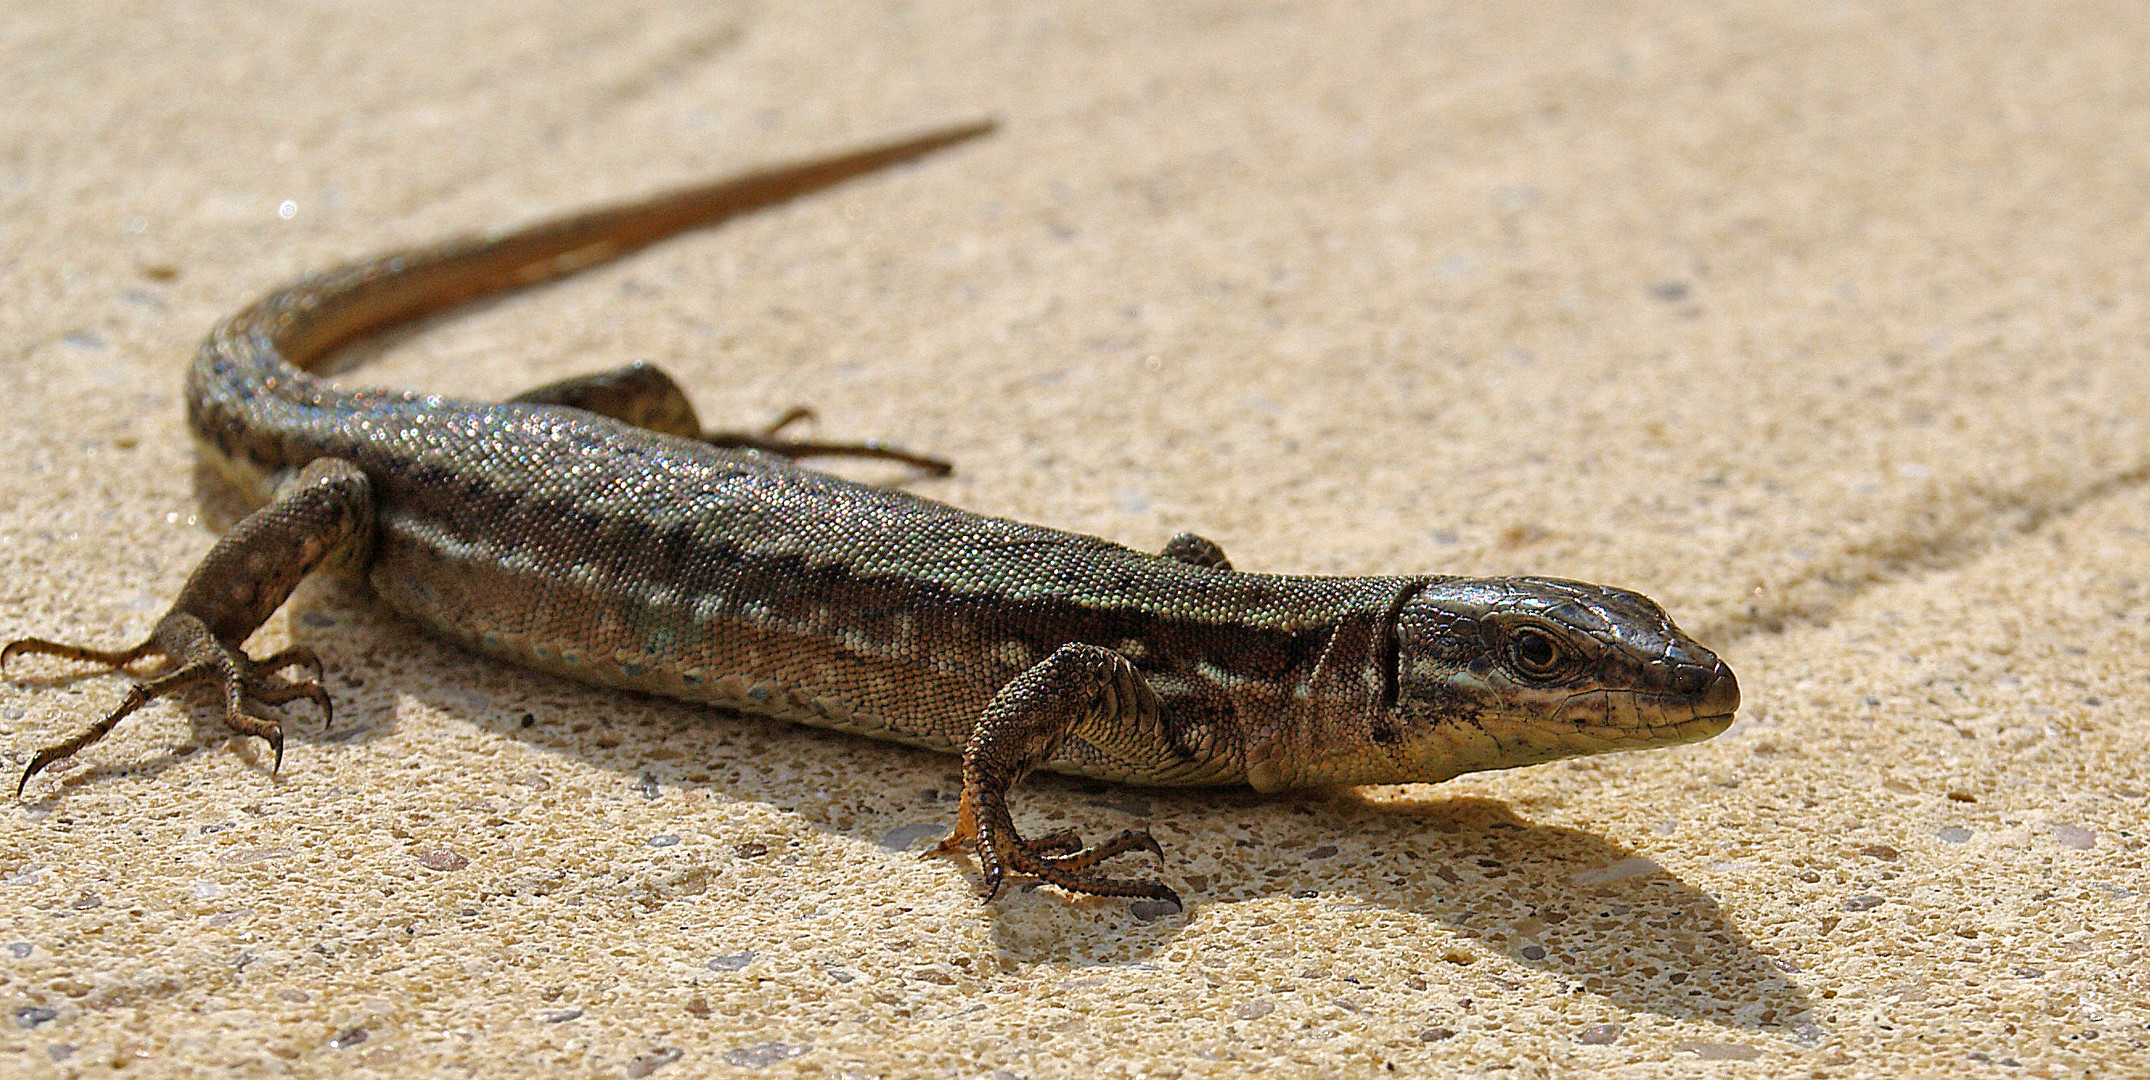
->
[1241,577,1431,792]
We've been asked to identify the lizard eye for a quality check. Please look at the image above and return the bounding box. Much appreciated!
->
[1507,627,1566,678]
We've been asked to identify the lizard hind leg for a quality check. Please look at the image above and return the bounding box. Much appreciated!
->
[514,363,953,475]
[934,642,1184,911]
[510,363,705,439]
[1159,532,1233,571]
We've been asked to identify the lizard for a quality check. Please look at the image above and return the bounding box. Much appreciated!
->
[3,120,1739,910]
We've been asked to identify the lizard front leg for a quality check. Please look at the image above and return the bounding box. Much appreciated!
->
[934,642,1182,910]
[5,458,372,793]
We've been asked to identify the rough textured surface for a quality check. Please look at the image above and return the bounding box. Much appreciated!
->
[1,2,2143,1077]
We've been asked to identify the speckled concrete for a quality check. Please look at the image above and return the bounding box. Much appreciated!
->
[2,2,2145,1077]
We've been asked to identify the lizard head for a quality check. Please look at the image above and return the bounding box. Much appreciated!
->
[1381,577,1738,781]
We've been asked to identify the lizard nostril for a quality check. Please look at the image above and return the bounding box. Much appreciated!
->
[1697,664,1740,717]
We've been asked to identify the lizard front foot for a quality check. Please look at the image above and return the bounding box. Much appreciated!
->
[932,812,1180,910]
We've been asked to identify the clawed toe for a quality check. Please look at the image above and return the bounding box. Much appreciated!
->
[2,637,155,678]
[1017,827,1084,858]
[245,665,334,731]
[220,709,288,774]
[983,826,1179,906]
[19,744,80,797]
[253,646,325,684]
[702,405,953,476]
[1032,828,1165,872]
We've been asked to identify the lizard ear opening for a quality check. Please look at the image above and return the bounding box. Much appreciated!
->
[1378,580,1432,712]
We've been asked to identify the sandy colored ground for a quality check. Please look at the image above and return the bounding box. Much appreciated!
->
[3,2,2146,1076]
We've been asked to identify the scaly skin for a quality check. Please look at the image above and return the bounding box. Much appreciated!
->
[4,122,1738,909]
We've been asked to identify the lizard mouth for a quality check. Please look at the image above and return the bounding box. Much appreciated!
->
[1654,709,1737,743]
[1639,663,1740,740]
[1547,688,1738,746]
[1448,699,1737,775]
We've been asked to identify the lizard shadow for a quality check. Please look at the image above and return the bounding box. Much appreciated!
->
[19,536,1807,1034]
[338,620,1808,1032]
[976,782,1812,1032]
[1326,791,1805,1028]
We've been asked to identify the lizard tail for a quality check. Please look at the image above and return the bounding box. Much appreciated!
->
[246,120,996,369]
[185,119,993,480]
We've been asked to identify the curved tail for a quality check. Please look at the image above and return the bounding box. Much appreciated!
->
[187,120,994,480]
[222,120,996,372]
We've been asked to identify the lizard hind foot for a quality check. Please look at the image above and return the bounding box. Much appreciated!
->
[704,405,954,477]
[12,617,332,795]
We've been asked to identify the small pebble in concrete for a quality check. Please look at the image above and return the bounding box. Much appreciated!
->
[2050,823,2096,850]
[877,823,943,851]
[722,1043,807,1069]
[416,849,468,871]
[1679,1041,1760,1061]
[626,1047,682,1076]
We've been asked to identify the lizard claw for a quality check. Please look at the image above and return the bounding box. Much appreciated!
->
[3,637,152,679]
[18,747,69,798]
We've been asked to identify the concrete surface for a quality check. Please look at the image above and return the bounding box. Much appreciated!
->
[1,2,2144,1076]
